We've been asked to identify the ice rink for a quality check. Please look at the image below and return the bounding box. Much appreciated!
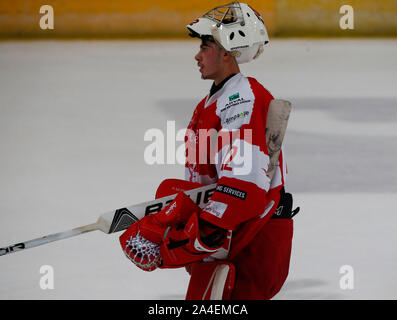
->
[0,39,396,299]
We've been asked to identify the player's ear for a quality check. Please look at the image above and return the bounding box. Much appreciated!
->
[223,50,235,63]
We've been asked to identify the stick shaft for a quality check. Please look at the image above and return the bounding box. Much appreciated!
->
[0,223,99,257]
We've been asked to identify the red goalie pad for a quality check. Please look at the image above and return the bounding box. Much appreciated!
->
[230,218,293,300]
[185,261,236,300]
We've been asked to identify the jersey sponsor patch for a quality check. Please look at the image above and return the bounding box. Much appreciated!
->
[215,184,247,200]
[229,92,240,101]
[220,97,251,113]
[224,111,250,125]
[203,200,228,219]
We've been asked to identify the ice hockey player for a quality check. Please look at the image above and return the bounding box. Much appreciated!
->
[119,1,299,300]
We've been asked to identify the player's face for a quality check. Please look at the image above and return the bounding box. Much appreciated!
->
[195,40,223,81]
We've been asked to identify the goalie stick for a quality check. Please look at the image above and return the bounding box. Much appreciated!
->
[0,183,216,256]
[0,99,291,257]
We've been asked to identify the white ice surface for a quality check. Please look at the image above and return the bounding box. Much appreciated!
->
[0,39,396,299]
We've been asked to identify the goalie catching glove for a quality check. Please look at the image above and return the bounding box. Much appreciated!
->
[119,192,228,271]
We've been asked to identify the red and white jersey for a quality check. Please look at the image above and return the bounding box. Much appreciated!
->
[185,73,287,231]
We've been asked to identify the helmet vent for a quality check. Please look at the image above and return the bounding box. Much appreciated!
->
[238,30,246,37]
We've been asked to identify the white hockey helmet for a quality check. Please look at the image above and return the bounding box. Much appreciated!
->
[186,1,269,64]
